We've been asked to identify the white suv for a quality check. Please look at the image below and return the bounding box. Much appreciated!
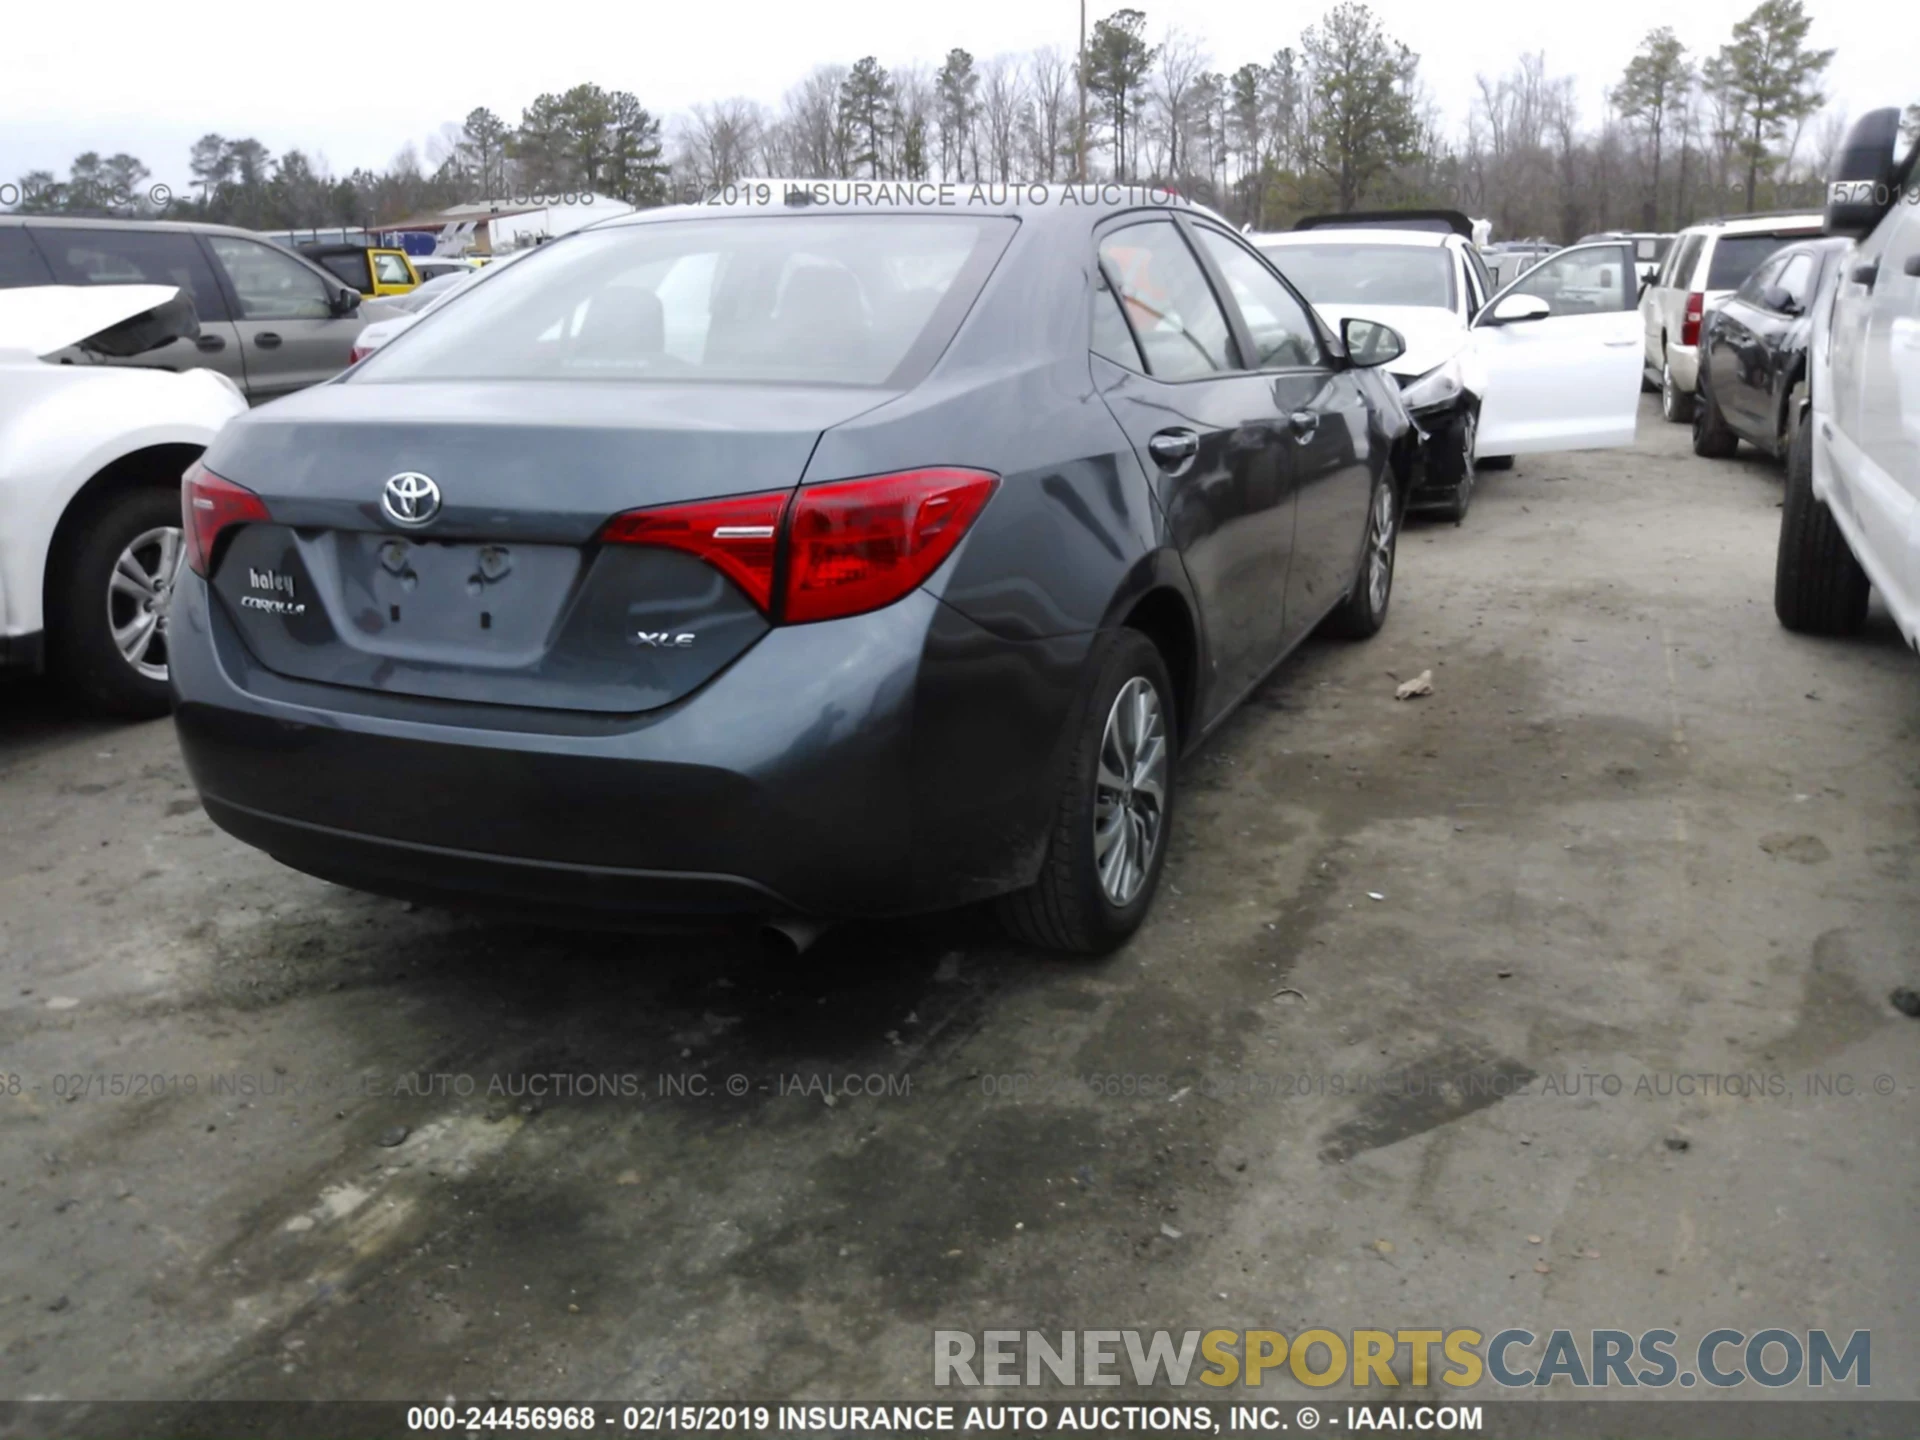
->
[1775,105,1920,649]
[1641,211,1823,423]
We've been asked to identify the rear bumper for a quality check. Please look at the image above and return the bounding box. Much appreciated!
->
[169,572,1093,921]
[1665,343,1699,392]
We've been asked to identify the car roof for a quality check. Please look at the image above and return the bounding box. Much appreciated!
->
[1249,229,1453,249]
[591,184,1216,232]
[1681,212,1824,237]
[0,213,278,242]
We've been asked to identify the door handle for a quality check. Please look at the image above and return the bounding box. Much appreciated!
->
[1905,253,1920,278]
[1288,410,1321,443]
[1147,429,1200,468]
[1851,260,1879,292]
[194,333,226,352]
[255,332,283,349]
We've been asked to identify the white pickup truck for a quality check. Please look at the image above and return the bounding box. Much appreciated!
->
[1776,105,1920,651]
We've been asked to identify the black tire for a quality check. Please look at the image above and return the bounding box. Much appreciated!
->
[1661,353,1694,423]
[1322,467,1398,640]
[47,486,183,719]
[996,630,1177,955]
[1774,420,1868,635]
[1429,409,1476,524]
[1477,453,1515,471]
[1691,376,1740,458]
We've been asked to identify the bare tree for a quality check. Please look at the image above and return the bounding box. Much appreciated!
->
[1147,31,1208,181]
[676,99,767,192]
[1022,47,1074,181]
[976,55,1026,183]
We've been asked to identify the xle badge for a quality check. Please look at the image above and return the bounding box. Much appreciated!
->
[632,632,695,648]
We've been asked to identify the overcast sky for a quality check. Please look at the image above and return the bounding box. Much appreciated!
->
[1,0,1908,192]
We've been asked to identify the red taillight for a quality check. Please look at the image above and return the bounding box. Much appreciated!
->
[182,461,270,577]
[348,344,371,365]
[784,468,998,623]
[599,468,999,624]
[600,489,788,612]
[1681,291,1705,348]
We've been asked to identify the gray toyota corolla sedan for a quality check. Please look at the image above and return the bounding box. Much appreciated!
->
[169,186,1414,953]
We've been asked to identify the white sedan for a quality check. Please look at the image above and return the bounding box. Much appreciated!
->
[0,285,247,716]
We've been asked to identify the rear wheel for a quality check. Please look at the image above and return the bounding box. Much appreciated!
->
[1661,354,1694,423]
[1691,375,1740,458]
[1323,469,1397,640]
[997,630,1177,954]
[1774,419,1868,635]
[48,487,184,719]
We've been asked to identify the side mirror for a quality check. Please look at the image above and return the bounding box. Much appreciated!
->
[1340,317,1405,368]
[1486,293,1552,325]
[330,285,361,317]
[1760,284,1799,314]
[1826,107,1907,238]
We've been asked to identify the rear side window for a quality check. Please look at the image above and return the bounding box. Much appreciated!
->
[1669,234,1705,289]
[29,226,230,322]
[0,227,55,287]
[1707,235,1801,290]
[356,216,1016,388]
[315,251,373,292]
[1099,220,1236,380]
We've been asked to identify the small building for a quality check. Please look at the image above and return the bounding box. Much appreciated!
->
[384,194,637,257]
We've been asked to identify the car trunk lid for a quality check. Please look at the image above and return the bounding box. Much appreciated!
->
[204,380,891,714]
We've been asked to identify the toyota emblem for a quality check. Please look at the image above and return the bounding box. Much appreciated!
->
[381,472,441,526]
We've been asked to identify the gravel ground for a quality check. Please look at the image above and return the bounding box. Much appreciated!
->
[2,395,1915,1409]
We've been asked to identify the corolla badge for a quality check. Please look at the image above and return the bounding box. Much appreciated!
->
[381,472,441,526]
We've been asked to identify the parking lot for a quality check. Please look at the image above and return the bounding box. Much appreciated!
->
[3,393,1916,1403]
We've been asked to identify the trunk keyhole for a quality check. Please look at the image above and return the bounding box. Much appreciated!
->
[389,605,401,623]
[480,612,492,630]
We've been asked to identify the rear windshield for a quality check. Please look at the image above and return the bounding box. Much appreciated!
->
[354,216,1016,388]
[1707,234,1810,290]
[1259,243,1454,309]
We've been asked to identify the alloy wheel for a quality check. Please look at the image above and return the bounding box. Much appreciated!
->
[108,526,183,682]
[1093,677,1168,907]
[1367,479,1396,615]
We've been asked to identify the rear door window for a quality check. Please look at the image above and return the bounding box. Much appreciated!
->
[1098,220,1237,380]
[355,216,1016,389]
[0,227,55,287]
[1707,234,1801,290]
[28,225,230,322]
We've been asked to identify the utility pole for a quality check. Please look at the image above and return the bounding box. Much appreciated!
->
[1077,0,1088,182]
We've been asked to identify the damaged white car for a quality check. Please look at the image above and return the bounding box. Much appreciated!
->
[1255,213,1644,524]
[0,285,247,716]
